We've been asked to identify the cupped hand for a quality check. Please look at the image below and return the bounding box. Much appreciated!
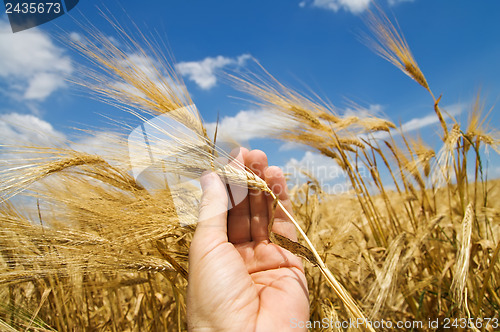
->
[187,148,309,331]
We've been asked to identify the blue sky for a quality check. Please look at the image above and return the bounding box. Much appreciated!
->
[1,0,500,190]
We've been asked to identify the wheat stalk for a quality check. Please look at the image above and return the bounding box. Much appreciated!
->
[267,193,374,331]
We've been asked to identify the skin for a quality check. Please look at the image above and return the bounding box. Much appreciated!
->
[187,148,309,332]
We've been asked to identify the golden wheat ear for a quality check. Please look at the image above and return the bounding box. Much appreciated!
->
[362,4,429,92]
[362,4,452,139]
[67,13,207,140]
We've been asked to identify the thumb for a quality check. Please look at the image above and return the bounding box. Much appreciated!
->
[194,172,229,244]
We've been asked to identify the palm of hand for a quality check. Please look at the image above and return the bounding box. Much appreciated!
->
[187,149,309,332]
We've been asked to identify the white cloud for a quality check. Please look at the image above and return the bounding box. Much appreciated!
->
[69,31,83,43]
[70,132,123,157]
[0,113,66,180]
[279,141,304,152]
[344,104,384,117]
[0,20,72,101]
[123,53,159,79]
[209,104,383,151]
[387,0,414,5]
[370,103,465,140]
[176,54,251,90]
[285,151,343,181]
[24,73,67,100]
[0,113,125,173]
[308,0,371,14]
[401,103,464,132]
[400,113,438,133]
[111,53,168,96]
[301,0,414,13]
[205,109,280,144]
[0,113,66,147]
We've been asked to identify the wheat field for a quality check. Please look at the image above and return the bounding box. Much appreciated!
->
[1,6,499,332]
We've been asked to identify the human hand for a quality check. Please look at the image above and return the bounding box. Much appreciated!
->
[187,148,309,331]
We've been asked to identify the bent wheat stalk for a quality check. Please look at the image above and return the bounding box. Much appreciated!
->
[267,192,374,331]
[216,160,372,328]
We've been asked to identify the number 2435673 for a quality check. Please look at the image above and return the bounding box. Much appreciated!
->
[5,2,62,14]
